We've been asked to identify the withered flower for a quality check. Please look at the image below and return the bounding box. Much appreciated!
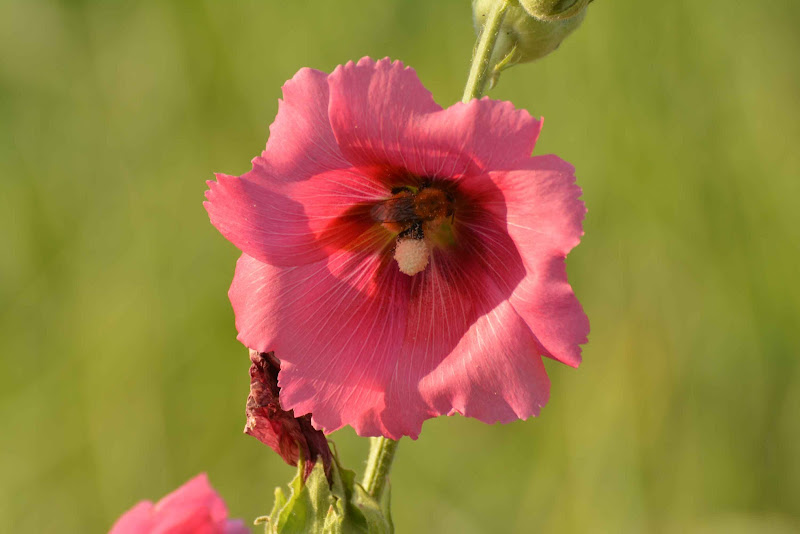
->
[245,350,333,480]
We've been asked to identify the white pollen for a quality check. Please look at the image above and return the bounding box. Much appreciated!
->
[394,238,430,276]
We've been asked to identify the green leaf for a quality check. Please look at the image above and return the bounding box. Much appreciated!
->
[380,486,393,533]
[349,484,392,534]
[330,454,392,534]
[269,487,287,520]
[273,462,333,533]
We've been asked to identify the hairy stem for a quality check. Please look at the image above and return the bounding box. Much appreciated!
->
[462,0,511,102]
[362,437,400,501]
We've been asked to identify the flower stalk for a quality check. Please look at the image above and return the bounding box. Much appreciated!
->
[462,0,511,102]
[362,437,400,501]
[360,4,526,502]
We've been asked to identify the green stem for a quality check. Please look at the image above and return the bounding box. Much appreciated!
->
[359,0,509,506]
[362,437,400,501]
[462,0,511,102]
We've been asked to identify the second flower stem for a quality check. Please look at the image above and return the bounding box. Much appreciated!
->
[362,437,399,501]
[462,0,511,102]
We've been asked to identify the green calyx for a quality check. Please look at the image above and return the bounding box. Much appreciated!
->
[257,450,393,534]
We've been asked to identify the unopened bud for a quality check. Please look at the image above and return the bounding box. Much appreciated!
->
[472,0,589,86]
[518,0,590,21]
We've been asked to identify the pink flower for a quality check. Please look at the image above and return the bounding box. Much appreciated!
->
[109,474,248,534]
[245,350,333,480]
[205,57,589,440]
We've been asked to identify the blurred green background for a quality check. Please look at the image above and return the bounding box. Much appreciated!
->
[2,0,799,532]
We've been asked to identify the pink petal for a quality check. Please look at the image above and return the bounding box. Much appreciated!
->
[224,520,250,534]
[380,243,548,437]
[408,98,542,173]
[154,474,227,524]
[108,474,244,534]
[205,67,356,266]
[230,206,547,438]
[152,512,218,534]
[418,293,551,425]
[327,57,541,176]
[326,57,444,174]
[484,155,589,367]
[261,67,349,179]
[229,251,412,437]
[110,502,156,534]
[205,166,387,266]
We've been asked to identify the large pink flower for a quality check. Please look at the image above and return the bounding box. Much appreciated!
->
[205,57,589,440]
[109,474,248,534]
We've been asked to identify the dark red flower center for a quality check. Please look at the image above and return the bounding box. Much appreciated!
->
[368,180,463,275]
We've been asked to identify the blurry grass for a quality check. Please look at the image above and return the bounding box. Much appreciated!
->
[1,0,799,532]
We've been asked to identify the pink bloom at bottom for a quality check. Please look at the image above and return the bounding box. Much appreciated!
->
[109,474,248,534]
[205,57,589,440]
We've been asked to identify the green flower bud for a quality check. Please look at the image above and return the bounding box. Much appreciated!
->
[472,0,589,87]
[518,0,590,21]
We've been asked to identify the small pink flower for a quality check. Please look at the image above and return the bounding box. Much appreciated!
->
[109,474,248,534]
[245,350,333,480]
[205,57,589,440]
